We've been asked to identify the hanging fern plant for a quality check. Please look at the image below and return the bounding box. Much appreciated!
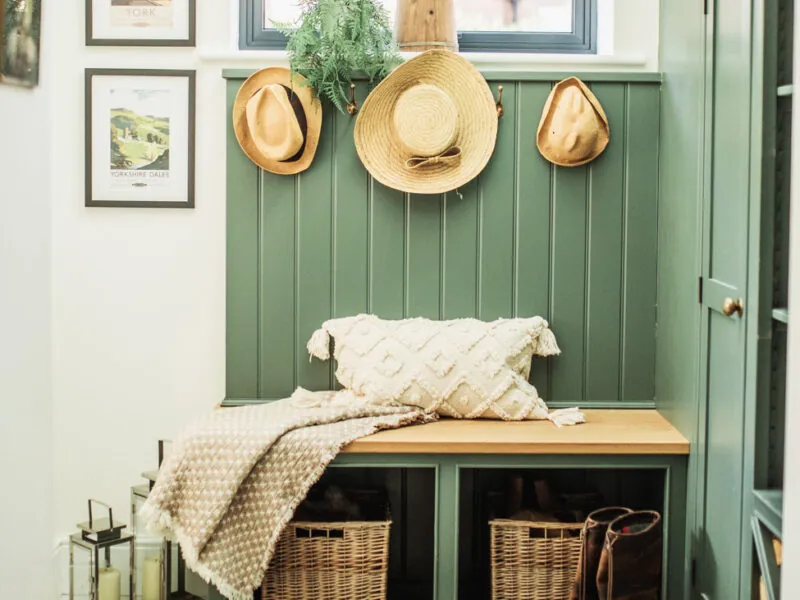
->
[276,0,402,114]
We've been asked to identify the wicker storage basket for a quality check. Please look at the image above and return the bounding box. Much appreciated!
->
[263,517,391,600]
[490,519,583,600]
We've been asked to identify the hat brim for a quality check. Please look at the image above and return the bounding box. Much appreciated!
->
[536,77,609,168]
[354,50,498,195]
[233,68,322,175]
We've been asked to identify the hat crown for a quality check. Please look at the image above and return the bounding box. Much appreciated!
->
[536,77,609,167]
[245,83,304,162]
[234,67,322,175]
[393,83,458,158]
[354,49,498,194]
[547,86,599,157]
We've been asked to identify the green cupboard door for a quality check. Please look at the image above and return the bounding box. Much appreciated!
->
[695,0,752,597]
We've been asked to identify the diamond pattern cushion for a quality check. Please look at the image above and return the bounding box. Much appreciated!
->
[307,315,560,421]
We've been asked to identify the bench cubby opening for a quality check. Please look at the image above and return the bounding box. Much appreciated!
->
[321,466,437,600]
[457,467,667,600]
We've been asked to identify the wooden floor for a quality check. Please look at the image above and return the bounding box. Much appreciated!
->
[342,409,689,455]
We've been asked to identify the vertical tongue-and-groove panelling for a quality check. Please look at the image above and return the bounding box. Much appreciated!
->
[225,72,661,408]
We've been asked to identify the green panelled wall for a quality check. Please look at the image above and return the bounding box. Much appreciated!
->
[224,71,662,407]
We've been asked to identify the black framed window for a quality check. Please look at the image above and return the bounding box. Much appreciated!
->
[240,0,597,54]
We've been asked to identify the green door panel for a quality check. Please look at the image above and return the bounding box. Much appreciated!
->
[699,313,747,600]
[655,0,707,439]
[696,0,752,597]
[224,75,663,408]
[655,0,708,593]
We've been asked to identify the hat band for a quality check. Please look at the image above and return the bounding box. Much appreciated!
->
[405,146,462,170]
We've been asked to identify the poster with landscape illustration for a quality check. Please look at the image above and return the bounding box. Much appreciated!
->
[109,88,171,188]
[111,94,170,172]
[88,71,194,207]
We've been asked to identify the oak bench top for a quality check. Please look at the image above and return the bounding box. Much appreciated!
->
[341,409,689,455]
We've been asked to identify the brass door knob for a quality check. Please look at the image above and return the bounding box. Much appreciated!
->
[722,297,744,317]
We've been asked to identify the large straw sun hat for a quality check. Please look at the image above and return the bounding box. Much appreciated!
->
[233,67,322,175]
[537,77,609,167]
[354,50,498,194]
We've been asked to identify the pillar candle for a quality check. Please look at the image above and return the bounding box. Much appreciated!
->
[97,566,121,600]
[142,554,162,600]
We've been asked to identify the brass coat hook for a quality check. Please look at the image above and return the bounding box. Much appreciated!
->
[346,84,359,115]
[496,85,504,118]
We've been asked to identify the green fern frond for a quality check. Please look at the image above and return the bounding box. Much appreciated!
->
[280,0,402,114]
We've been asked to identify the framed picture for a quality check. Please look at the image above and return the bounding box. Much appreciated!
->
[1,0,42,87]
[86,0,196,47]
[86,69,196,208]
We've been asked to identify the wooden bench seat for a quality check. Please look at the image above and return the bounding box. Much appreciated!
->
[342,409,689,455]
[160,408,689,600]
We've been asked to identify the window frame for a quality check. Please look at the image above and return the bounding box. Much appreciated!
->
[239,0,597,54]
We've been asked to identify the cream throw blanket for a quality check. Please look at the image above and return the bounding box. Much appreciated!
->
[141,390,433,600]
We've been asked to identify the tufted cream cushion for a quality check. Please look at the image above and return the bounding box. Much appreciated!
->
[307,314,560,420]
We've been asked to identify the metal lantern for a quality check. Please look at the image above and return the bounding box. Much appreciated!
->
[70,500,135,600]
[131,440,203,600]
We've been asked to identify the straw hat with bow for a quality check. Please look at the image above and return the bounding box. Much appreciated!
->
[355,50,498,195]
[233,67,322,175]
[537,77,610,167]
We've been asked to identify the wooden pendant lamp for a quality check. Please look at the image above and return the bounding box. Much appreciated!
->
[395,0,458,52]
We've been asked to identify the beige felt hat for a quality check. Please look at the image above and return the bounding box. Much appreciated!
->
[537,77,609,167]
[354,50,498,194]
[233,68,322,175]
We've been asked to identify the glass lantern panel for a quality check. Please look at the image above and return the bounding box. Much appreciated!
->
[69,535,135,600]
[131,486,165,600]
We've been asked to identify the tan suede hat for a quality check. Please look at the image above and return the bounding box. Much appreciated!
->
[233,68,322,175]
[537,77,609,167]
[354,50,498,194]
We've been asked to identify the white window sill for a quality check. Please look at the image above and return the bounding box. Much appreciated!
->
[198,49,649,71]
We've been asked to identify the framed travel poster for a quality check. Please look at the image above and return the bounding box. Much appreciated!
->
[1,0,43,87]
[86,69,196,208]
[86,0,196,46]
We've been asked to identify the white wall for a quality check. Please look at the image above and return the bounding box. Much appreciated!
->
[0,4,54,599]
[50,1,231,546]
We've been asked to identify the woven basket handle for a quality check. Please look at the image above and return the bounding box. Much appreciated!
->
[295,527,346,540]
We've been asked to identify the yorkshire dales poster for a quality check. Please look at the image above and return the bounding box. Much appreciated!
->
[88,70,195,208]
